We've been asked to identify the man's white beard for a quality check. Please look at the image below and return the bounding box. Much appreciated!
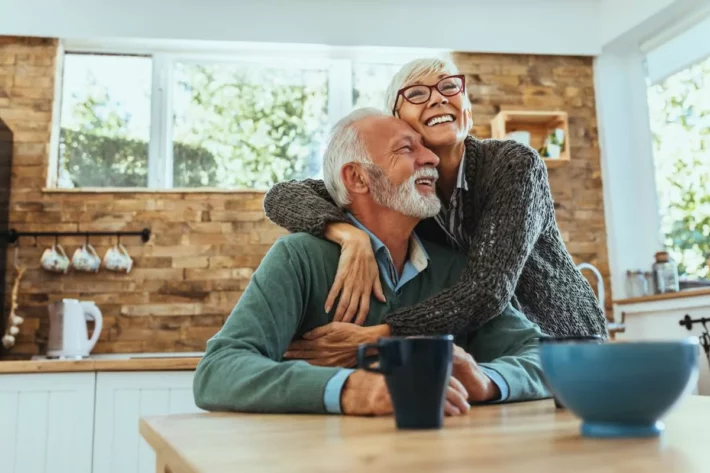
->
[367,166,441,219]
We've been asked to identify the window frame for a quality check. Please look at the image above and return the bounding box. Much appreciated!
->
[50,39,447,191]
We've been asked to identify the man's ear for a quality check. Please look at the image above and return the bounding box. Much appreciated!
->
[341,163,369,197]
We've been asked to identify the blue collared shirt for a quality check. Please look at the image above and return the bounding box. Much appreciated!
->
[434,150,472,251]
[323,215,508,413]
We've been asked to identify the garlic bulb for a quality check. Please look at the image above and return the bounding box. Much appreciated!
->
[9,326,19,335]
[11,315,23,326]
[2,334,15,348]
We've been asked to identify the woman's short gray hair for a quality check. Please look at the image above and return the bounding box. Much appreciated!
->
[384,57,465,116]
[323,107,387,208]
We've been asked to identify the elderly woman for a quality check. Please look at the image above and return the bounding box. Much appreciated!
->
[263,58,607,351]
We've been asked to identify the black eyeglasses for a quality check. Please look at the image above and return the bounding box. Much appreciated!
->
[392,75,465,116]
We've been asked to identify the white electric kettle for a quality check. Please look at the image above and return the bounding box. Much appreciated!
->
[47,299,103,358]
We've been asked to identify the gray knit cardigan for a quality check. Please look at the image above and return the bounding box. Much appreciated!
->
[263,136,608,338]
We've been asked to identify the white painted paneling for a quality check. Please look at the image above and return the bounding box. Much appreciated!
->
[112,390,141,473]
[0,373,95,473]
[138,390,170,473]
[16,391,49,473]
[0,0,601,56]
[169,387,202,414]
[0,391,19,471]
[614,296,710,395]
[93,371,201,473]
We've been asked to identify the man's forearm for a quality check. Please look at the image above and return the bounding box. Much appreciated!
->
[194,342,342,414]
[478,350,548,402]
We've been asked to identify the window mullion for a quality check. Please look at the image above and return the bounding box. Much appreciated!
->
[328,59,353,126]
[148,54,169,189]
[162,57,175,188]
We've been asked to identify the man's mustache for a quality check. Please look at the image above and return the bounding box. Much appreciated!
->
[408,167,439,184]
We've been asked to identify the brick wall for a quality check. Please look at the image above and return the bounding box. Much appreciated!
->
[0,37,610,358]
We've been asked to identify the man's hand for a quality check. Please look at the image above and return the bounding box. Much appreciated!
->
[340,370,392,416]
[284,322,391,368]
[452,345,501,402]
[341,370,471,417]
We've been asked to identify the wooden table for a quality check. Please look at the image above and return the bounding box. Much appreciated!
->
[140,396,709,473]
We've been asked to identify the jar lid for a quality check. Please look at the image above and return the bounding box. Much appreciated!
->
[655,251,670,262]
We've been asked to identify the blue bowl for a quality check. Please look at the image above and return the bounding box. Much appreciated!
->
[540,338,699,438]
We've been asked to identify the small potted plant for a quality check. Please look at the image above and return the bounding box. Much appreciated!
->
[539,128,565,159]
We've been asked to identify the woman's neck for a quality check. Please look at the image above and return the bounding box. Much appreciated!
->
[431,141,466,202]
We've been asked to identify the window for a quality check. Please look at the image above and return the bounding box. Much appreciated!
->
[58,54,152,188]
[647,54,710,279]
[54,43,433,191]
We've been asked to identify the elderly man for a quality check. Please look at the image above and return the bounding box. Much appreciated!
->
[193,108,548,415]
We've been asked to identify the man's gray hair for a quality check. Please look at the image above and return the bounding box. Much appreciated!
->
[323,107,387,207]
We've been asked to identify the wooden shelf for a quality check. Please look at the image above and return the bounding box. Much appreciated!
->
[490,110,570,168]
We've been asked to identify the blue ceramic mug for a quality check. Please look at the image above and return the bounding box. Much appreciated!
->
[357,335,453,429]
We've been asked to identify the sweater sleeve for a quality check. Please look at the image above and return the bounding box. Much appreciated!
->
[470,304,550,402]
[262,178,350,238]
[385,142,553,336]
[192,239,341,414]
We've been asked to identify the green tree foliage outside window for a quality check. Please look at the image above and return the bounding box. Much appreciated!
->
[648,55,710,278]
[172,62,328,189]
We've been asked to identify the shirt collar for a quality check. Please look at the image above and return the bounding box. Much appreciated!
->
[456,149,469,191]
[346,213,429,272]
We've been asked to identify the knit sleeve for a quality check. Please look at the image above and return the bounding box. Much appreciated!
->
[262,178,350,238]
[384,143,553,336]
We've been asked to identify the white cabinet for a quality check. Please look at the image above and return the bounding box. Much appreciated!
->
[92,371,202,473]
[614,294,710,395]
[0,373,95,473]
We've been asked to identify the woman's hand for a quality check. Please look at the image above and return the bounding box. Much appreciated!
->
[325,223,386,325]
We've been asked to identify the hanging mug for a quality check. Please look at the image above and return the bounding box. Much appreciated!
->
[40,244,70,274]
[103,243,133,273]
[72,243,101,273]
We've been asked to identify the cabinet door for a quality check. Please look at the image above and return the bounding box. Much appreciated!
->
[92,371,202,473]
[0,372,95,473]
[617,306,710,395]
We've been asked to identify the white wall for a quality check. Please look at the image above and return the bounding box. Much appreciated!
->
[0,0,602,55]
[645,11,710,84]
[599,0,676,45]
[594,48,662,302]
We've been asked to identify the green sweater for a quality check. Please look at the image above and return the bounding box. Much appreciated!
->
[193,233,549,414]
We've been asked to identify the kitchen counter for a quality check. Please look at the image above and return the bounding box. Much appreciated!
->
[613,288,710,306]
[0,353,203,374]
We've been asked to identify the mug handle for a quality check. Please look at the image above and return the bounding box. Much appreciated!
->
[86,243,99,258]
[357,343,384,374]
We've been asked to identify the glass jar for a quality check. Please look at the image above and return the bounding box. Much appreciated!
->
[626,270,650,297]
[652,251,680,294]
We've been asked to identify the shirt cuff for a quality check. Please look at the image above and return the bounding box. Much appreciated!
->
[480,366,509,402]
[323,369,355,414]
